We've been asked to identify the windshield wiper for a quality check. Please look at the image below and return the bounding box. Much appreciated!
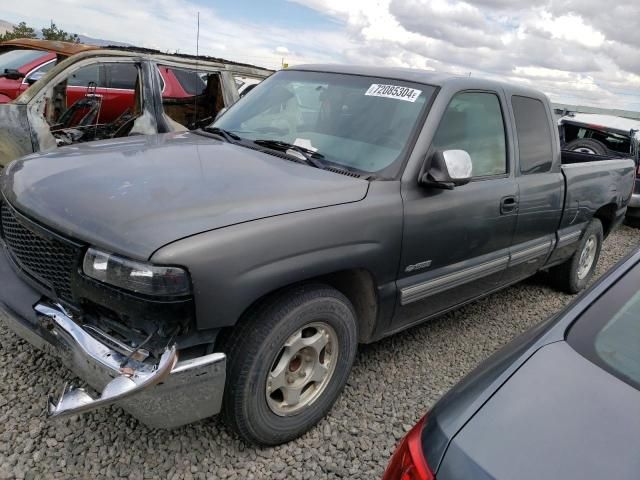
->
[201,126,242,143]
[253,139,325,169]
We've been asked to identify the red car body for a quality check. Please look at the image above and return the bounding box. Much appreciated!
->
[0,50,56,103]
[0,43,202,124]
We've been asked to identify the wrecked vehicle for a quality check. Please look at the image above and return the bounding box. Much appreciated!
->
[0,65,635,446]
[0,39,97,103]
[0,41,272,167]
[559,113,640,221]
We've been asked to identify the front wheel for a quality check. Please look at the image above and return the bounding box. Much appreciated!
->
[550,219,603,293]
[221,285,358,446]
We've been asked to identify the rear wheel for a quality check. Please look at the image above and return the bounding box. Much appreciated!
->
[566,138,608,156]
[222,284,358,446]
[550,219,603,293]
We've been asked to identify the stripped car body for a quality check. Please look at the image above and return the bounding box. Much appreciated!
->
[0,41,272,167]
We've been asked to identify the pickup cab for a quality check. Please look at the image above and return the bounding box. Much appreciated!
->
[0,65,635,446]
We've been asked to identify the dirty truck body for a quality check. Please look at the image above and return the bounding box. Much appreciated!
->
[0,65,635,446]
[0,46,271,167]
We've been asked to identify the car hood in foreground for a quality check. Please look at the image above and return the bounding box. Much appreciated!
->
[438,341,640,480]
[1,132,369,259]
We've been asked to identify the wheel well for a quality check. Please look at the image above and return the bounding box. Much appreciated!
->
[593,204,617,238]
[318,269,378,343]
[221,269,379,348]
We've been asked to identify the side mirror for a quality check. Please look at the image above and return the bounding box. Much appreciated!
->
[26,71,46,85]
[214,107,228,122]
[1,68,25,81]
[419,149,472,189]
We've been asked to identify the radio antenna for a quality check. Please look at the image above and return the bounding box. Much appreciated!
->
[194,11,200,126]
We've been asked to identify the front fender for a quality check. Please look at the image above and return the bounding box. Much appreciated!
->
[151,181,403,330]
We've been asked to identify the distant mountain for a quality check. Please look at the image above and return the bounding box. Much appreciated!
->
[0,19,14,35]
[76,34,131,47]
[0,19,130,47]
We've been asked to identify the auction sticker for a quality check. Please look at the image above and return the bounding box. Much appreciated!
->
[365,84,422,102]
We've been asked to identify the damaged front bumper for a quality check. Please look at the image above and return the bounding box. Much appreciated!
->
[0,298,226,428]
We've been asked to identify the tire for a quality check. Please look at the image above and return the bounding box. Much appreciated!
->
[221,284,358,446]
[566,138,608,156]
[550,219,603,293]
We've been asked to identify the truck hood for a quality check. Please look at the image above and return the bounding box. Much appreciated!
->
[1,132,369,260]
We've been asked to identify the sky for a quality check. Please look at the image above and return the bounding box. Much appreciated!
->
[3,0,639,111]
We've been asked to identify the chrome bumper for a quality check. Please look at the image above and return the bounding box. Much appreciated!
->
[0,301,226,428]
[628,193,640,209]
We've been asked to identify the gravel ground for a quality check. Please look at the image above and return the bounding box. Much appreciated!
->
[0,225,638,480]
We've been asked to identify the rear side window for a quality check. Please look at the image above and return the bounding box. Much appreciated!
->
[171,68,206,96]
[432,92,507,177]
[512,95,553,174]
[106,63,138,89]
[67,65,105,88]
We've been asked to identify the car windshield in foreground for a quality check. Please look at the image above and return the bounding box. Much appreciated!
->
[568,260,640,390]
[0,49,48,71]
[212,70,435,177]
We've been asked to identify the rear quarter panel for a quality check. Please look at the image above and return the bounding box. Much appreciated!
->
[560,158,635,230]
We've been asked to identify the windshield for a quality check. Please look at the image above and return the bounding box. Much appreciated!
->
[0,49,48,71]
[213,70,435,176]
[568,261,640,390]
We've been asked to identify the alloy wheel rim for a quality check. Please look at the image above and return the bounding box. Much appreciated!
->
[577,235,597,280]
[266,321,339,416]
[574,147,597,154]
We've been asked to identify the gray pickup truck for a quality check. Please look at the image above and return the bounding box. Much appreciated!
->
[0,65,635,446]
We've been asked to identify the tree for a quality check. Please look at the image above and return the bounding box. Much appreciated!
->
[0,22,37,42]
[41,22,80,43]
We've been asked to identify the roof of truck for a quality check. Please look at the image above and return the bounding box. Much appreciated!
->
[289,64,546,97]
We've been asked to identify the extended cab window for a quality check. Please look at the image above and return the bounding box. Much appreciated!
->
[431,92,506,177]
[512,95,553,174]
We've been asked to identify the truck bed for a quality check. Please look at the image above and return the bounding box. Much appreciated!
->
[559,152,635,232]
[561,149,632,165]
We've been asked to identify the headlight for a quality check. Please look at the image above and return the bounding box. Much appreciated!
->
[83,248,191,296]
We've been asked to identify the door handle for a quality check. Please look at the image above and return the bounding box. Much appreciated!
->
[500,195,518,214]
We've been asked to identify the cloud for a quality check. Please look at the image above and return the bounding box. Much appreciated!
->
[3,0,639,110]
[293,0,639,110]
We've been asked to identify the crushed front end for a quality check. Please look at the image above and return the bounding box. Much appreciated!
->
[0,199,226,428]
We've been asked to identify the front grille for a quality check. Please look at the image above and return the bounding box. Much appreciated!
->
[1,204,78,302]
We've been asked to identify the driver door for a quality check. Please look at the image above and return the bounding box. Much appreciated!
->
[393,90,518,330]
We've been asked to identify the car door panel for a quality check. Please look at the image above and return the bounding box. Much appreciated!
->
[392,90,517,330]
[394,178,517,329]
[503,95,564,283]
